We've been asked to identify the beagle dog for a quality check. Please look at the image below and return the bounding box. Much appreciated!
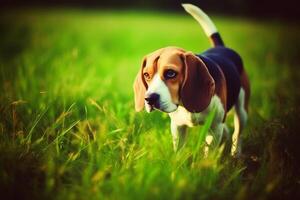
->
[133,4,250,156]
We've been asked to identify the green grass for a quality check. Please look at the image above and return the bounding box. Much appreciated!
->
[1,8,300,200]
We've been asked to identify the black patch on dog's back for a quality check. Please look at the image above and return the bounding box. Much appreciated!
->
[196,47,242,110]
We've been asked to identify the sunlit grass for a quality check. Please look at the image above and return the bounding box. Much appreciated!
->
[0,8,299,199]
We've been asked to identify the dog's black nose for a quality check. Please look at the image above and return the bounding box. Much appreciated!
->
[145,93,160,106]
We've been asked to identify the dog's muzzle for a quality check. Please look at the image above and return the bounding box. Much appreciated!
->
[145,92,178,113]
[145,93,160,110]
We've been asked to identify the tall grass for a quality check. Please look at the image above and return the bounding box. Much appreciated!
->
[0,8,300,199]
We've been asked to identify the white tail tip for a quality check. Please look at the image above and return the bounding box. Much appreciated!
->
[182,3,218,37]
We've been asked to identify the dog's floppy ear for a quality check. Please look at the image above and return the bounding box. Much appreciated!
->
[133,49,164,112]
[180,53,215,112]
[133,57,147,112]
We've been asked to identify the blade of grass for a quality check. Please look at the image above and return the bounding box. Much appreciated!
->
[43,120,80,152]
[25,105,49,143]
[192,107,216,162]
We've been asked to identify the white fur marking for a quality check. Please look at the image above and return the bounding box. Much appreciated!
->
[145,102,152,113]
[205,135,213,145]
[231,88,247,156]
[170,121,187,151]
[146,74,177,113]
[169,95,225,127]
[182,4,218,37]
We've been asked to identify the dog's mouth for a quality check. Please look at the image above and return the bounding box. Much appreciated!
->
[147,102,178,113]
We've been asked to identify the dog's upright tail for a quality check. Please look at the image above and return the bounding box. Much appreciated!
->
[182,3,224,47]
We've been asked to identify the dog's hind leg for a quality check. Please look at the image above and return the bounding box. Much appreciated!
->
[222,124,232,156]
[231,88,248,157]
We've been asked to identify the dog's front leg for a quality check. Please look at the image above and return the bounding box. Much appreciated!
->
[170,120,187,152]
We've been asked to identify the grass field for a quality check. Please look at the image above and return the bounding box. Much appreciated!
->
[1,8,300,200]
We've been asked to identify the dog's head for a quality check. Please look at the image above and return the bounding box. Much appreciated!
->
[133,47,215,113]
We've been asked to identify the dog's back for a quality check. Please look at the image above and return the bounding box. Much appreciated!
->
[183,4,250,112]
[198,47,243,111]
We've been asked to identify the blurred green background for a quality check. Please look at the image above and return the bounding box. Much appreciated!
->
[1,2,300,200]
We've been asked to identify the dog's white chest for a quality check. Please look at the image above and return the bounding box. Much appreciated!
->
[169,106,194,127]
[168,96,224,127]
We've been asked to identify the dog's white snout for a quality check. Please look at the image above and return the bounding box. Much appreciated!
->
[145,74,178,113]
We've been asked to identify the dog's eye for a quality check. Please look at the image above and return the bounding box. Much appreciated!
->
[164,69,177,79]
[143,72,150,80]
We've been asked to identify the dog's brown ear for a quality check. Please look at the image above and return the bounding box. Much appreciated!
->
[133,57,147,112]
[180,53,215,112]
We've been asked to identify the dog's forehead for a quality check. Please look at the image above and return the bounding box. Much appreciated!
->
[144,49,163,69]
[144,47,185,72]
[159,51,182,67]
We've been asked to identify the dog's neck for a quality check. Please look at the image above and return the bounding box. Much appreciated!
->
[169,95,225,127]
